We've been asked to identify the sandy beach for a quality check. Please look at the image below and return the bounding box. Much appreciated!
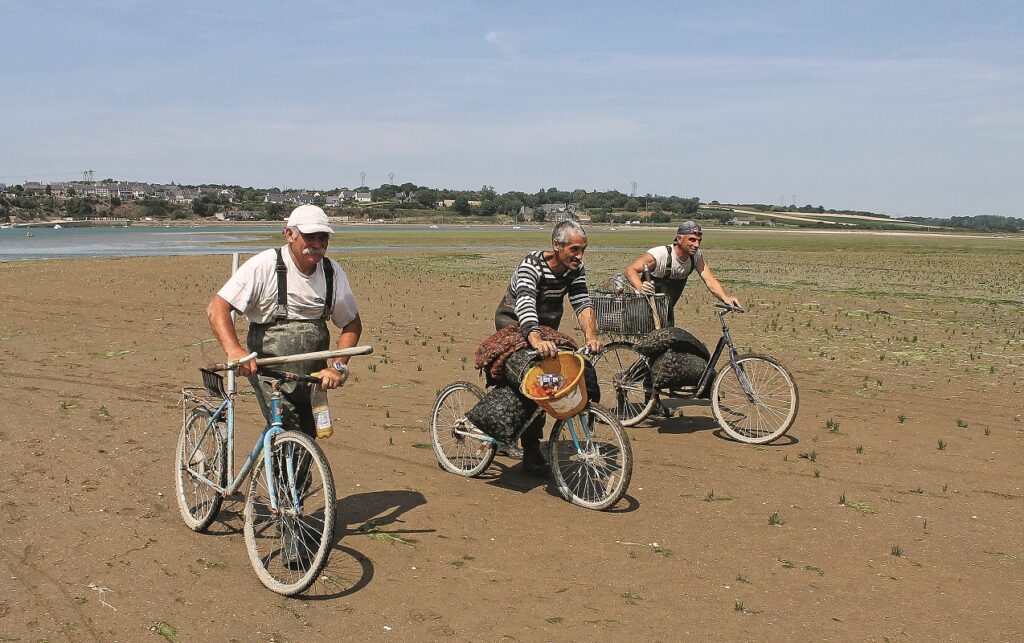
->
[0,248,1021,640]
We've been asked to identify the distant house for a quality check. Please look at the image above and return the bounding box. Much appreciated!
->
[264,193,287,204]
[223,210,257,221]
[539,203,581,216]
[168,187,196,203]
[23,182,47,195]
[519,206,535,222]
[728,216,755,226]
[354,191,372,203]
[324,195,343,207]
[340,190,356,201]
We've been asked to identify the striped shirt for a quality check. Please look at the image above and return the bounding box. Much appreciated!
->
[506,250,593,337]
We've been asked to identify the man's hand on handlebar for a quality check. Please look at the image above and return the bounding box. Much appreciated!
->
[725,296,743,310]
[314,364,348,390]
[227,348,258,377]
[528,331,559,360]
[582,337,604,354]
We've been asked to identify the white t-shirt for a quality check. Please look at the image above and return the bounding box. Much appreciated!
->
[648,245,702,280]
[217,246,358,328]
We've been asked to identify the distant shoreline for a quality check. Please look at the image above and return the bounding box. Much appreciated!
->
[3,217,1022,240]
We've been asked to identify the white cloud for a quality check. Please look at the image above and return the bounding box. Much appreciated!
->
[484,30,517,57]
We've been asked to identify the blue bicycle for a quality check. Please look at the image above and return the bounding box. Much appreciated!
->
[174,347,372,596]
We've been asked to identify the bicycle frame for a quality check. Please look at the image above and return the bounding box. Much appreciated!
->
[184,382,290,512]
[693,309,759,402]
[463,406,544,449]
[460,404,598,462]
[626,307,758,403]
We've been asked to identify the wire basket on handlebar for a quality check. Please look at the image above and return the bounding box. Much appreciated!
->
[592,290,668,336]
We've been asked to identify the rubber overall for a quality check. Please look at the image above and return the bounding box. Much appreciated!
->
[651,244,696,327]
[493,264,571,453]
[247,249,334,439]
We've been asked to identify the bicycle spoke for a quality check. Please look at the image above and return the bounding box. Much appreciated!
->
[244,432,336,595]
[431,382,495,477]
[176,408,228,531]
[714,357,797,443]
[549,407,631,510]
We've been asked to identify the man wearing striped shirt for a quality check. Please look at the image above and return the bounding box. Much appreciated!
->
[494,220,603,475]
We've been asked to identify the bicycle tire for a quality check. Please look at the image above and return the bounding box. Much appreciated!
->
[549,405,633,511]
[711,354,799,444]
[244,431,336,596]
[174,407,227,532]
[593,342,656,426]
[429,381,496,477]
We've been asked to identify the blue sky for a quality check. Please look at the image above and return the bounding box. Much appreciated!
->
[2,0,1021,218]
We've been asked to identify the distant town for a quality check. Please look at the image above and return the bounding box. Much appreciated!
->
[1,178,1020,233]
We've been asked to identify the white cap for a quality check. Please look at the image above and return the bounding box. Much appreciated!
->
[285,205,333,235]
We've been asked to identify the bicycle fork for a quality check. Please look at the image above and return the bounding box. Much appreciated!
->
[563,413,596,460]
[261,389,302,516]
[722,323,760,404]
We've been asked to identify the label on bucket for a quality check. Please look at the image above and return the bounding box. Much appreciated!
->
[537,373,566,396]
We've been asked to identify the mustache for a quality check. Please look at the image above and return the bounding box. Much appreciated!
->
[302,247,325,257]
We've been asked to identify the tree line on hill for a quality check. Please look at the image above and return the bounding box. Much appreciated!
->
[901,214,1023,233]
[1,181,1018,232]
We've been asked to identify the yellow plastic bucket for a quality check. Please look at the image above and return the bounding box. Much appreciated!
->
[520,352,588,420]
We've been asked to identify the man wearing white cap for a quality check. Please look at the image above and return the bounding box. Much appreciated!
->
[207,204,362,438]
[623,220,741,326]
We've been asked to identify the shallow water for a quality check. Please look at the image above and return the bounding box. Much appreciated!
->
[0,224,548,260]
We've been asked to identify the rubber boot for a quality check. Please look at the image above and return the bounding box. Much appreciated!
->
[522,437,549,477]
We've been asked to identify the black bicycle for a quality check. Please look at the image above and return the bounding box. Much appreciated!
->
[592,299,799,444]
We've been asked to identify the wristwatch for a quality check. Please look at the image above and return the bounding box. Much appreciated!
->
[331,361,348,373]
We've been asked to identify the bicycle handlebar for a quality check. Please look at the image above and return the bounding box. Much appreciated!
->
[715,302,746,313]
[524,346,593,359]
[256,368,323,385]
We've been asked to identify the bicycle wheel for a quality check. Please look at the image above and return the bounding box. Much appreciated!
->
[711,354,799,444]
[593,342,656,426]
[174,407,227,532]
[244,431,336,596]
[429,381,496,477]
[549,405,633,511]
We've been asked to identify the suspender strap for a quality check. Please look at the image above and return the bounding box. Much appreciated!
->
[273,248,288,321]
[656,245,696,285]
[321,258,334,320]
[274,248,335,321]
